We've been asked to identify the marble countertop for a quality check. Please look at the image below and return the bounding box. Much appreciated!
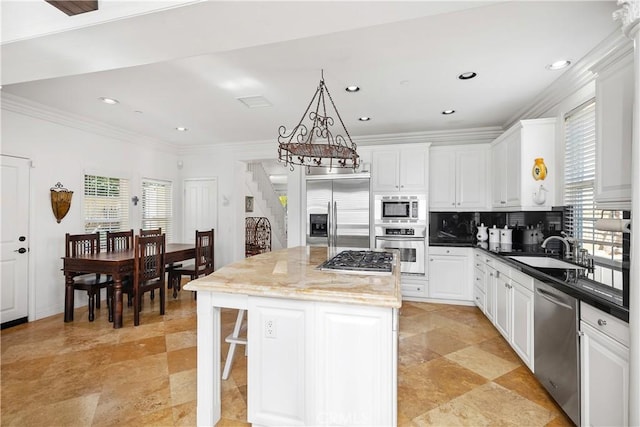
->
[184,246,402,308]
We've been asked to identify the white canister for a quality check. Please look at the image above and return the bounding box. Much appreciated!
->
[500,226,513,245]
[476,223,488,242]
[489,225,500,244]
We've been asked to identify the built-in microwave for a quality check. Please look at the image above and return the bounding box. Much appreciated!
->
[374,194,427,223]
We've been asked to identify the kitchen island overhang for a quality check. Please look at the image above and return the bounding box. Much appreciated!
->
[184,246,402,426]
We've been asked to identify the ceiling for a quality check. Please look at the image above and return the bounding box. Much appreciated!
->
[1,1,621,149]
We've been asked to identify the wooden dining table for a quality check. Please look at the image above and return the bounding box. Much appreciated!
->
[62,243,196,328]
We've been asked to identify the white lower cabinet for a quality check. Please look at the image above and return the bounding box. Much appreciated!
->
[428,247,472,302]
[401,276,428,300]
[494,271,511,339]
[580,302,630,427]
[474,250,534,371]
[510,281,534,368]
[248,297,397,426]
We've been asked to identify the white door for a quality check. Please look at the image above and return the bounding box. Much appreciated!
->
[183,177,218,243]
[1,155,30,325]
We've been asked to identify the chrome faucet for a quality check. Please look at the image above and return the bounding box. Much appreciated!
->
[541,235,573,259]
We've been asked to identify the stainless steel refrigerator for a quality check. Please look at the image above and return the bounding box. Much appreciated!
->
[306,175,371,249]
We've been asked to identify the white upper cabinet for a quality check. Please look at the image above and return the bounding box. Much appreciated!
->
[372,144,429,194]
[490,118,556,210]
[592,44,634,209]
[430,145,488,211]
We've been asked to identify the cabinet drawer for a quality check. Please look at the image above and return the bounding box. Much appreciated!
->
[473,285,485,311]
[402,282,427,297]
[581,302,629,347]
[473,267,485,292]
[430,246,467,256]
[508,268,534,292]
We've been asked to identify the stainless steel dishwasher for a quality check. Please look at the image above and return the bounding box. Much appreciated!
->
[534,280,580,426]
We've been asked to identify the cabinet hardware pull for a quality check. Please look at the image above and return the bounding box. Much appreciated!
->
[597,319,607,326]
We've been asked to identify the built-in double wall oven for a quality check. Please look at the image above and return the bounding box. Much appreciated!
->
[374,194,427,276]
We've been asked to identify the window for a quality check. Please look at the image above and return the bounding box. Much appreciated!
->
[84,175,130,247]
[142,179,173,242]
[563,99,623,289]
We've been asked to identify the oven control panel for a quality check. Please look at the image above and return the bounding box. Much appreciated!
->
[384,228,416,236]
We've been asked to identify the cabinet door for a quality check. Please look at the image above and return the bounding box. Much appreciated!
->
[511,283,534,369]
[316,303,396,426]
[372,150,400,192]
[428,254,470,301]
[457,149,487,209]
[505,133,521,207]
[580,321,629,427]
[491,140,507,207]
[595,53,633,207]
[485,266,496,322]
[248,298,313,426]
[399,148,428,193]
[429,149,456,209]
[494,273,511,339]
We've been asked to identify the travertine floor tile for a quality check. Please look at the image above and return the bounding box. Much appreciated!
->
[1,297,574,426]
[414,382,557,426]
[445,345,521,380]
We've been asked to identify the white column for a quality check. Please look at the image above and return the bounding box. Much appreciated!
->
[614,1,640,425]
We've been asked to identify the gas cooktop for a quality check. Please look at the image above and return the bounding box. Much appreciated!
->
[318,250,394,275]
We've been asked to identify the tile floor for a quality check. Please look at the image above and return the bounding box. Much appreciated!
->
[1,293,574,426]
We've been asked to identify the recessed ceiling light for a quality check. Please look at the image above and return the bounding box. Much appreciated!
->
[99,97,119,105]
[442,110,456,115]
[458,72,477,80]
[546,60,571,70]
[346,85,360,93]
[358,116,370,121]
[175,127,188,132]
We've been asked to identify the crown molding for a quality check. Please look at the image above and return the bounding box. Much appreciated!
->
[504,29,631,129]
[1,92,178,154]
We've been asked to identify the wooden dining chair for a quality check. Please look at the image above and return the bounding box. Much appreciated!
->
[139,227,162,237]
[132,234,166,326]
[139,228,167,300]
[106,229,135,316]
[107,229,134,252]
[167,229,214,299]
[65,232,112,321]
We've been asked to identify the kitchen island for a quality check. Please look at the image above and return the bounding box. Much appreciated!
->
[184,246,402,426]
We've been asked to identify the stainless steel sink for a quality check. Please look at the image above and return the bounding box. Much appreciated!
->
[506,256,582,270]
[507,255,587,282]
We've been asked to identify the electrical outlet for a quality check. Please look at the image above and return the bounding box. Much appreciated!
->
[264,319,276,338]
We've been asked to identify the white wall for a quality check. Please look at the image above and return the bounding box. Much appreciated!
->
[1,107,180,320]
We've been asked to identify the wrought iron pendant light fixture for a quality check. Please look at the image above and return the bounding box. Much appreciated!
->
[278,71,359,171]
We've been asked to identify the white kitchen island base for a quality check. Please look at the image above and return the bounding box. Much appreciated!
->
[185,247,401,427]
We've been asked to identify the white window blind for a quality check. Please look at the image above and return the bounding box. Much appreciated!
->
[563,100,623,288]
[84,175,130,247]
[142,179,173,243]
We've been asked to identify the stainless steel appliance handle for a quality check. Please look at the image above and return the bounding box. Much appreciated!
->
[536,287,573,310]
[375,237,425,242]
[333,201,338,247]
[327,201,332,247]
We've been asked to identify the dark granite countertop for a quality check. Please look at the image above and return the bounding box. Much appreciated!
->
[429,241,629,322]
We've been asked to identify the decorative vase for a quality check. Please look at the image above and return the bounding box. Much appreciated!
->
[532,157,547,181]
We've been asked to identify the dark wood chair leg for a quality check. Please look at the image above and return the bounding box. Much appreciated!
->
[88,292,95,322]
[150,289,155,300]
[134,291,140,326]
[160,286,165,315]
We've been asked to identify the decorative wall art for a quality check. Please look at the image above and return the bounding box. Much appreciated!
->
[245,196,254,213]
[50,182,73,223]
